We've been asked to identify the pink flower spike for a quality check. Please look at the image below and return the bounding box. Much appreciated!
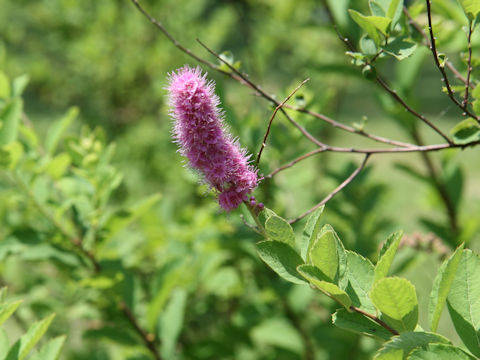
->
[167,65,258,211]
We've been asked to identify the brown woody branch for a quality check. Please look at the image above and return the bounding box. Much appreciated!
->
[403,7,475,89]
[288,154,371,224]
[425,0,479,121]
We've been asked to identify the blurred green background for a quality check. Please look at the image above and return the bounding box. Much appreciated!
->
[1,0,479,359]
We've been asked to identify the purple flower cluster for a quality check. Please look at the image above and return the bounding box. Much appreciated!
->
[167,66,258,211]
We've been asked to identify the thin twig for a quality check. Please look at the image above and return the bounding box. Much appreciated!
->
[322,1,453,144]
[119,302,162,360]
[195,38,327,149]
[283,104,415,148]
[265,148,327,179]
[462,22,474,109]
[239,214,263,235]
[10,172,101,272]
[425,0,479,121]
[411,131,458,235]
[349,305,399,336]
[375,76,453,144]
[256,78,310,165]
[130,0,217,70]
[288,154,371,224]
[403,7,474,89]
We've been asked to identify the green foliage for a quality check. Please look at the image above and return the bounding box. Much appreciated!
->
[1,0,480,358]
[256,210,480,359]
[0,288,64,360]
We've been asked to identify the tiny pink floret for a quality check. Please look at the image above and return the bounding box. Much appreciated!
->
[167,66,258,211]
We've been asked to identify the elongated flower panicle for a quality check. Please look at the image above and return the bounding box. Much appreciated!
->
[167,66,258,211]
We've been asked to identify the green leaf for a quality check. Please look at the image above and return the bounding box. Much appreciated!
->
[0,71,10,99]
[370,277,418,333]
[257,241,306,285]
[458,0,480,21]
[345,251,376,312]
[265,215,296,248]
[386,0,403,28]
[0,328,8,360]
[408,343,476,360]
[332,308,392,340]
[104,193,162,240]
[472,84,480,99]
[447,249,480,357]
[382,37,417,60]
[44,107,78,155]
[12,75,29,97]
[0,98,23,146]
[473,100,480,115]
[300,206,324,261]
[374,331,450,360]
[450,118,480,144]
[6,314,55,360]
[375,231,403,283]
[29,336,66,360]
[297,265,351,309]
[307,226,338,282]
[160,289,187,359]
[360,36,378,55]
[0,300,22,326]
[369,1,386,16]
[349,10,391,45]
[429,243,464,332]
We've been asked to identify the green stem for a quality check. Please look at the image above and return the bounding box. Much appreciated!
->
[244,202,267,238]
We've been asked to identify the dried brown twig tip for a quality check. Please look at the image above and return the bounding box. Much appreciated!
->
[256,78,310,166]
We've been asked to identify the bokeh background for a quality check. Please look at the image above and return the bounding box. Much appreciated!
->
[1,0,479,359]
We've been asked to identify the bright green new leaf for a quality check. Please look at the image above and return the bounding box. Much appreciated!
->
[0,300,22,326]
[408,343,476,360]
[265,215,296,248]
[447,249,480,357]
[348,9,380,45]
[0,72,10,99]
[428,243,464,332]
[6,313,56,360]
[44,107,78,155]
[349,10,388,45]
[297,265,351,309]
[450,118,480,145]
[300,205,324,261]
[332,308,392,340]
[1,142,24,170]
[29,336,66,360]
[345,251,376,312]
[370,277,418,333]
[307,226,338,282]
[257,241,306,285]
[374,331,450,360]
[458,0,480,21]
[375,231,403,283]
[0,98,23,146]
